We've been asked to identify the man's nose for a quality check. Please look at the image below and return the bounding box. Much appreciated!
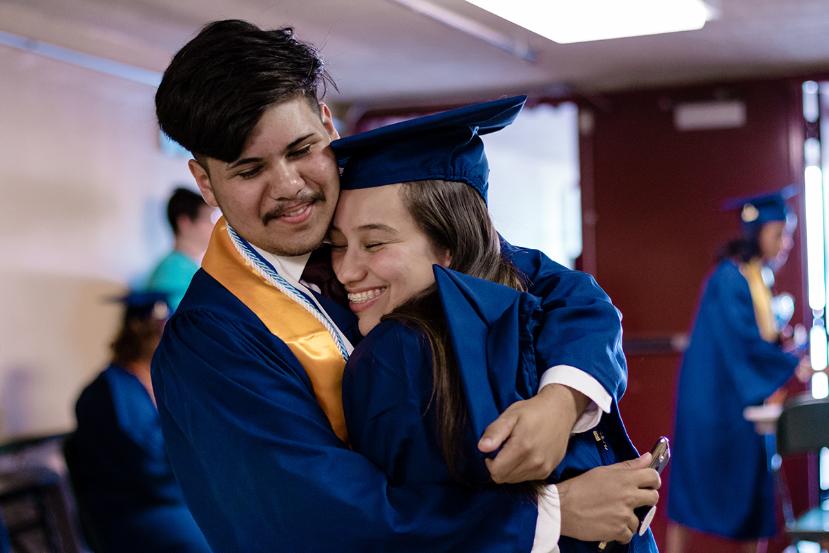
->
[268,161,304,199]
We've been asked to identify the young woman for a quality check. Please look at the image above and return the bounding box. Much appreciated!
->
[329,96,660,552]
[65,292,210,553]
[667,189,811,553]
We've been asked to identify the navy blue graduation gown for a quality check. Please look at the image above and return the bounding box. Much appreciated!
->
[68,364,210,553]
[152,242,627,552]
[0,513,8,553]
[668,259,799,539]
[344,267,657,553]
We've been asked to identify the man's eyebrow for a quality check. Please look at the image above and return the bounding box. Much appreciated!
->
[227,133,317,169]
[284,133,316,152]
[227,157,262,169]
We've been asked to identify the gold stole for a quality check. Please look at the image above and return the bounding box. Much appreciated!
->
[201,218,348,442]
[739,259,778,343]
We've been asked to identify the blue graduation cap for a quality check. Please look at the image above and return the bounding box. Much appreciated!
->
[330,95,527,202]
[108,290,171,320]
[433,265,540,480]
[722,185,798,231]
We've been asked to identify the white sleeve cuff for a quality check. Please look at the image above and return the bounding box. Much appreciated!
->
[539,365,612,433]
[532,484,561,553]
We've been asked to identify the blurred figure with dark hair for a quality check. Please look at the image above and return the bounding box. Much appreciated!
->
[147,187,214,310]
[64,292,210,553]
[667,188,811,553]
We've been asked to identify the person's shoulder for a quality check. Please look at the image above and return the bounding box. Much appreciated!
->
[75,368,112,414]
[148,251,198,286]
[501,240,566,271]
[75,366,137,429]
[347,320,430,376]
[713,257,739,273]
[153,272,307,390]
[357,319,428,356]
[501,238,606,294]
[173,270,258,323]
[147,250,178,278]
[710,258,746,287]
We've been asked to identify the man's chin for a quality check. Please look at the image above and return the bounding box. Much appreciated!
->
[266,234,327,257]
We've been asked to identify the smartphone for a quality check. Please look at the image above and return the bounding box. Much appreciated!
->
[647,436,671,475]
[636,437,670,533]
[598,437,671,551]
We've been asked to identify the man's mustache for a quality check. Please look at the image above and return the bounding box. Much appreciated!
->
[262,190,325,224]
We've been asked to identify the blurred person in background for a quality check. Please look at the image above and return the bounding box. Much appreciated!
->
[0,515,8,553]
[667,188,812,553]
[147,187,214,310]
[64,291,210,553]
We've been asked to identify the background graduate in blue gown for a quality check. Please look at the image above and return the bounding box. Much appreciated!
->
[65,292,210,553]
[666,189,811,553]
[330,96,661,552]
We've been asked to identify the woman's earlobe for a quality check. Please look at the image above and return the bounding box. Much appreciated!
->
[441,250,452,267]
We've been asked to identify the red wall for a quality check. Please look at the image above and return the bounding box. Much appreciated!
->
[580,79,810,552]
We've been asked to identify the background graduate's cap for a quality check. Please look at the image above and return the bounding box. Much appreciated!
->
[107,290,171,321]
[330,95,527,202]
[722,185,798,230]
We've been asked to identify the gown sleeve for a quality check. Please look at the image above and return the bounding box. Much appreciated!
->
[502,240,628,402]
[707,263,799,407]
[152,308,536,553]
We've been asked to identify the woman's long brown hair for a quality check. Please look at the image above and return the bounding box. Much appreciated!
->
[384,180,531,490]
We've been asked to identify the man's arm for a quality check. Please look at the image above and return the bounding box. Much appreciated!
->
[153,309,536,552]
[482,241,627,483]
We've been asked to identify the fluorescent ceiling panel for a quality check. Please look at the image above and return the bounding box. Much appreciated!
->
[464,0,713,43]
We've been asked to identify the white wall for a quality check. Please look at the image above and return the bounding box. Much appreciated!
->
[0,45,192,438]
[485,102,582,268]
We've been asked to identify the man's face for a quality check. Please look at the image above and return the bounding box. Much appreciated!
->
[190,97,340,256]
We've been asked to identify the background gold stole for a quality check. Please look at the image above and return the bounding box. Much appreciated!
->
[202,221,348,442]
[739,259,778,343]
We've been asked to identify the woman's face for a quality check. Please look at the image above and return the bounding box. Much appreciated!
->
[329,185,450,336]
[758,220,794,267]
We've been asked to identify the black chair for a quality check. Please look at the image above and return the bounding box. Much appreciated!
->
[0,466,66,553]
[775,395,829,548]
[0,431,87,553]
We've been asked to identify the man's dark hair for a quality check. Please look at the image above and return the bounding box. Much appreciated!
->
[155,19,336,163]
[167,187,206,235]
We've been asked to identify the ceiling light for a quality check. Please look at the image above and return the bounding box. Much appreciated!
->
[463,0,714,44]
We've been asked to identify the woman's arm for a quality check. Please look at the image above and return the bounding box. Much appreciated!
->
[557,454,660,544]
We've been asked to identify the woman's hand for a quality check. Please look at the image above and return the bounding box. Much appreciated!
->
[558,454,661,543]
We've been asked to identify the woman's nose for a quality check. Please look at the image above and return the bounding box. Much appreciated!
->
[333,246,366,285]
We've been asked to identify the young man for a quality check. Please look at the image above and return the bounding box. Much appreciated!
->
[147,187,214,310]
[152,20,655,552]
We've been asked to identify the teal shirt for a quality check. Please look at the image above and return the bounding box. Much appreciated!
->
[147,251,199,310]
